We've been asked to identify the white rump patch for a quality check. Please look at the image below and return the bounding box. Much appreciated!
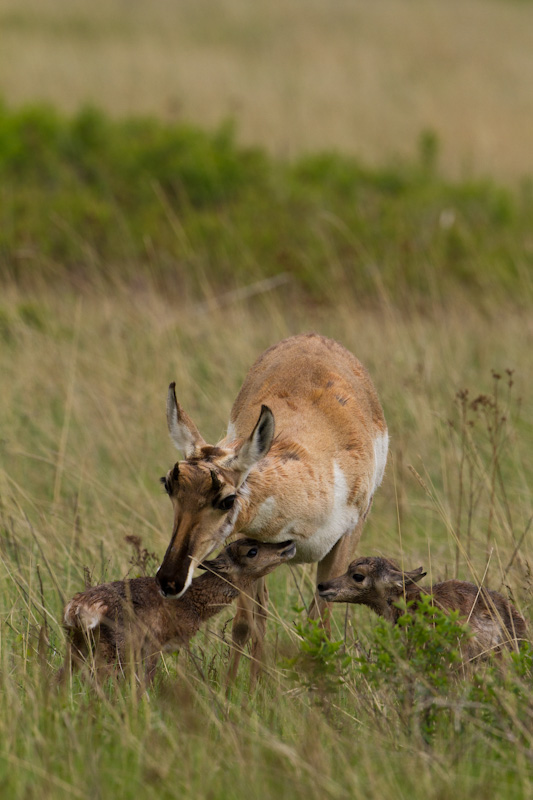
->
[371,431,389,494]
[64,599,108,630]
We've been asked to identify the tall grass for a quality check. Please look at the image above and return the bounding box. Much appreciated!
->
[1,0,532,788]
[0,280,531,797]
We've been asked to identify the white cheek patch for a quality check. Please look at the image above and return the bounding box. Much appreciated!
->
[175,560,196,599]
[174,503,242,598]
[215,498,241,544]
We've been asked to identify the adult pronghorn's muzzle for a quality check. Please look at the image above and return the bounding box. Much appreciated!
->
[156,536,197,598]
[157,561,193,598]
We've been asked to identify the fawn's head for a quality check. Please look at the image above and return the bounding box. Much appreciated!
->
[199,538,296,582]
[318,556,427,607]
[157,383,275,598]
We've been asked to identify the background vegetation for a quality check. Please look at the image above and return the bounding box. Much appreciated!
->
[0,1,532,798]
[2,0,533,181]
[1,103,532,304]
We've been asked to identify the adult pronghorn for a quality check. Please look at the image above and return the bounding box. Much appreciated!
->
[156,334,388,683]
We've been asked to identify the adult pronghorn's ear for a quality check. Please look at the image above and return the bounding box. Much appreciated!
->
[166,383,206,459]
[233,405,275,484]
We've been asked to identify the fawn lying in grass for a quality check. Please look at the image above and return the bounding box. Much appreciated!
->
[61,538,296,683]
[318,556,527,661]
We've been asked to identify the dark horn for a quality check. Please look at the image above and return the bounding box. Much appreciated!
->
[210,469,222,491]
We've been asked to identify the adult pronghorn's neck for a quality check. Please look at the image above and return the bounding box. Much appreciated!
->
[234,440,306,531]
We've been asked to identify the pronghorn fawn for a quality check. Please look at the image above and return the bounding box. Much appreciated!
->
[61,538,295,684]
[156,334,388,685]
[318,557,527,660]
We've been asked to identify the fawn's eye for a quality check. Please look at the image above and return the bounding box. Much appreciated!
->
[216,494,236,512]
[160,477,170,495]
[246,547,258,558]
[353,573,365,583]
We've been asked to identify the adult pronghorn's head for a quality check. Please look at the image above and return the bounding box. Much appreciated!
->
[156,383,275,598]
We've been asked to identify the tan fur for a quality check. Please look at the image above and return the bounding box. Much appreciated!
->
[157,335,388,683]
[318,556,528,661]
[60,539,295,684]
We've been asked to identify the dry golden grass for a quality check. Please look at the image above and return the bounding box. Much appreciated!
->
[1,0,533,181]
[0,281,531,798]
[1,283,531,599]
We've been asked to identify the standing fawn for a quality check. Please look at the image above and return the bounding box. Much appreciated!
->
[61,538,295,683]
[156,333,388,685]
[318,556,527,661]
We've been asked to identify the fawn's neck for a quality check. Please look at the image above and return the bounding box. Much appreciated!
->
[381,585,424,623]
[183,572,250,626]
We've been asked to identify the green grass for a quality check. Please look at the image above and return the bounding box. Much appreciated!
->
[0,99,532,799]
[1,102,532,305]
[0,279,531,798]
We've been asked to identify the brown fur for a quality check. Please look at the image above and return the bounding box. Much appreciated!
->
[60,539,295,684]
[318,556,527,661]
[157,335,388,684]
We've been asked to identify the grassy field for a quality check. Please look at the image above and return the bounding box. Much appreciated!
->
[0,280,532,798]
[1,0,533,181]
[1,1,533,795]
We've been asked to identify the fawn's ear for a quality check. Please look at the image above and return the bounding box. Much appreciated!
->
[198,554,233,575]
[386,566,427,588]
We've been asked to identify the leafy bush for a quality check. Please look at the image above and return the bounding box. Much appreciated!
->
[289,595,532,747]
[285,616,352,700]
[353,595,470,738]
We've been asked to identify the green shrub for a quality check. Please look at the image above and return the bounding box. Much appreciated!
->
[285,616,352,701]
[354,595,470,738]
[0,100,531,304]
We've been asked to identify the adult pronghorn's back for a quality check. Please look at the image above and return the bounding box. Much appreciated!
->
[156,333,387,683]
[230,334,387,483]
[226,334,388,564]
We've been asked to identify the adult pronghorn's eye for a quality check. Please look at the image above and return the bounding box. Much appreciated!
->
[246,547,258,558]
[216,494,236,512]
[353,573,365,583]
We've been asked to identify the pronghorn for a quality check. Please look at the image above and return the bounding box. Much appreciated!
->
[156,333,388,683]
[318,557,527,659]
[61,539,295,684]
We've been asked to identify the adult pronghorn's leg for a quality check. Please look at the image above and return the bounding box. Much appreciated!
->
[227,576,268,689]
[308,516,365,626]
